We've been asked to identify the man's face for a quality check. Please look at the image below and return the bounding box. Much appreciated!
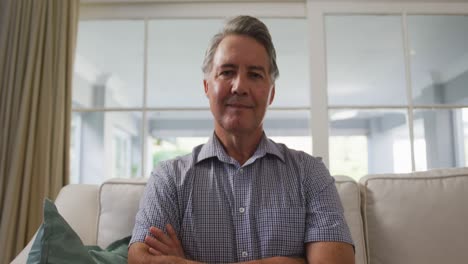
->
[203,34,275,136]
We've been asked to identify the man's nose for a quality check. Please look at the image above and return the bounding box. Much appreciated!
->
[231,74,249,95]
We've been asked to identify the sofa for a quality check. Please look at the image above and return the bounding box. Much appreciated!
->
[11,167,468,264]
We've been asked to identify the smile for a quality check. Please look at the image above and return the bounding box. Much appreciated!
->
[226,104,253,109]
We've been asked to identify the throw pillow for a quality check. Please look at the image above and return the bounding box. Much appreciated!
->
[26,199,129,264]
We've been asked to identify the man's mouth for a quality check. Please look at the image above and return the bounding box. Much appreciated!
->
[226,103,253,109]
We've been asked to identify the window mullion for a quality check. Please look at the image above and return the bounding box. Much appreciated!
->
[307,4,330,166]
[142,18,149,178]
[402,12,416,172]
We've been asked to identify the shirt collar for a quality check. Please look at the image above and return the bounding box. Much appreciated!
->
[196,132,285,164]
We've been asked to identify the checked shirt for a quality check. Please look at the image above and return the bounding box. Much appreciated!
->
[130,133,353,263]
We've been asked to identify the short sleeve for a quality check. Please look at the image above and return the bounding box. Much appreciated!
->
[303,158,354,246]
[129,162,180,246]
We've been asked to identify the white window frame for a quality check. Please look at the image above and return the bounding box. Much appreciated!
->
[76,1,309,177]
[70,113,82,183]
[111,125,132,178]
[307,1,468,167]
[74,1,468,179]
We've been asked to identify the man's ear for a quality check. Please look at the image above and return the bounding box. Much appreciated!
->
[268,85,275,105]
[203,79,209,97]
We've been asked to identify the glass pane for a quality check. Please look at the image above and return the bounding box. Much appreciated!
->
[145,110,311,176]
[408,16,468,105]
[262,19,310,107]
[147,18,309,108]
[413,108,468,170]
[326,15,407,106]
[70,111,142,184]
[465,109,468,166]
[73,21,144,108]
[264,110,312,154]
[70,113,82,184]
[146,111,213,176]
[329,109,410,180]
[147,19,222,108]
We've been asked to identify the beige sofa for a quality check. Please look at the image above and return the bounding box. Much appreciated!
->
[12,167,468,264]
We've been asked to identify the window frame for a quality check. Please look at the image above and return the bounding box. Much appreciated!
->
[73,1,468,182]
[307,1,468,167]
[74,1,310,181]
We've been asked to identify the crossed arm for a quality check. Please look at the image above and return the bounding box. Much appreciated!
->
[127,224,354,264]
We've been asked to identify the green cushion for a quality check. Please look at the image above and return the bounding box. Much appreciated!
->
[27,199,129,264]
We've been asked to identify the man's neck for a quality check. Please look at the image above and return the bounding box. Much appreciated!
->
[214,128,264,166]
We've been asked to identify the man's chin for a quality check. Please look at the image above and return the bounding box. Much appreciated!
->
[219,122,261,135]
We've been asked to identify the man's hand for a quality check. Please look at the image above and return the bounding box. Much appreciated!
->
[129,224,201,264]
[129,242,200,264]
[143,255,194,264]
[144,224,185,258]
[306,242,355,264]
[240,257,306,264]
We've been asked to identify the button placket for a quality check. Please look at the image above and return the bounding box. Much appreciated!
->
[233,165,252,261]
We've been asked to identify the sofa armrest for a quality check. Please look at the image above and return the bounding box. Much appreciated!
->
[10,184,99,263]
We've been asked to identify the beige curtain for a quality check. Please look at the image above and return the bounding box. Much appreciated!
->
[0,0,79,262]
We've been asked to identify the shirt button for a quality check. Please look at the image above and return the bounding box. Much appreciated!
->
[239,168,243,173]
[239,207,245,213]
[241,251,248,257]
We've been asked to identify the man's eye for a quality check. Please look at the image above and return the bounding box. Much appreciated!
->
[220,70,234,77]
[249,72,264,79]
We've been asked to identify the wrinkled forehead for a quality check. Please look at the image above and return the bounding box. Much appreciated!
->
[212,34,270,70]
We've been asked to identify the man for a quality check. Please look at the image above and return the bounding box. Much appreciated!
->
[128,16,355,264]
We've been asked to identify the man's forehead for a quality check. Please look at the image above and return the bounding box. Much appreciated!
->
[212,35,270,69]
[218,63,267,72]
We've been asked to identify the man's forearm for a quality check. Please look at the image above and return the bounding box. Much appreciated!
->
[239,256,306,264]
[128,242,153,264]
[130,240,305,264]
[183,256,306,264]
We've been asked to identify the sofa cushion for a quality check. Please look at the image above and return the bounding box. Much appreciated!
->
[55,184,99,245]
[360,167,468,264]
[10,185,100,264]
[27,199,95,264]
[335,176,367,264]
[26,199,129,264]
[97,178,147,248]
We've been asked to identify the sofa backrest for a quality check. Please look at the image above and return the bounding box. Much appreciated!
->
[334,176,367,264]
[54,184,99,246]
[360,167,468,264]
[94,176,367,264]
[17,169,468,264]
[97,178,147,248]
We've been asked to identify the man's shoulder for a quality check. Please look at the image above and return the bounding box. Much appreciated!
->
[153,144,205,174]
[268,138,323,165]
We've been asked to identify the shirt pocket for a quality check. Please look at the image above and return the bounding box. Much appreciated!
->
[257,207,306,258]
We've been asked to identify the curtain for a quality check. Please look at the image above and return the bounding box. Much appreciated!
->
[0,0,79,262]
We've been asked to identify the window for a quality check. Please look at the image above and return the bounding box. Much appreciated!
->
[112,126,132,178]
[464,109,468,165]
[72,2,468,183]
[324,13,468,179]
[72,3,310,183]
[70,113,82,183]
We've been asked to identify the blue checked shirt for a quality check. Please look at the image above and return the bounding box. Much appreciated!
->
[130,133,353,263]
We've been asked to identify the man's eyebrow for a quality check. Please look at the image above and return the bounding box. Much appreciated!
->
[218,64,266,73]
[248,65,267,73]
[219,64,237,69]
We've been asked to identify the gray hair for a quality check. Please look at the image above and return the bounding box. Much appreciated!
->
[202,15,279,81]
